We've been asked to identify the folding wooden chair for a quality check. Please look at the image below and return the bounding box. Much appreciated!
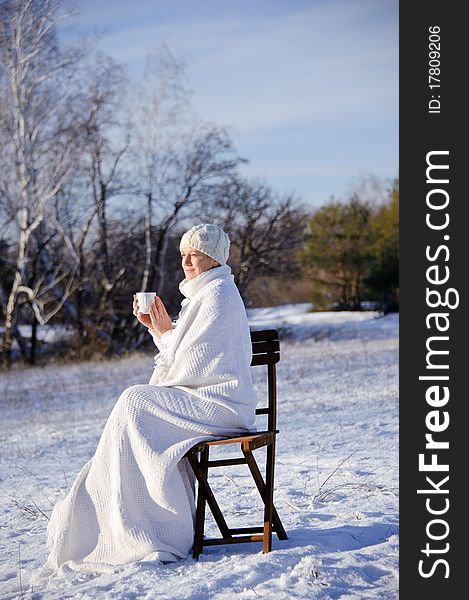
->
[185,328,288,558]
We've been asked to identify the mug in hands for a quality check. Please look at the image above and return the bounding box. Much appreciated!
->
[136,292,156,314]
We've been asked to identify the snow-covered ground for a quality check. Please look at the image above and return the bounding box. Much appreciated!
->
[0,306,399,599]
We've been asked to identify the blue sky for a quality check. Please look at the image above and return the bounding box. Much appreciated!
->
[67,0,398,207]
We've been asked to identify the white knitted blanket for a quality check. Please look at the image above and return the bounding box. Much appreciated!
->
[46,265,258,573]
[150,264,257,419]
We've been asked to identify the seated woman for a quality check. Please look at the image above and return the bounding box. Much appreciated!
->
[46,224,258,573]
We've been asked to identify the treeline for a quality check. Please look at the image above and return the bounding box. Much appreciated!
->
[302,180,399,312]
[0,1,398,369]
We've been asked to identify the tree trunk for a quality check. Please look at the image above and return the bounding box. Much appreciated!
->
[30,315,38,365]
[156,228,172,296]
[154,190,191,295]
[1,215,29,368]
[95,183,118,334]
[75,285,86,345]
[74,204,100,347]
[98,183,112,286]
[141,192,153,292]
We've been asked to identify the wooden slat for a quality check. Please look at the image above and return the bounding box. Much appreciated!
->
[252,340,280,354]
[199,434,260,446]
[250,329,279,342]
[251,352,280,366]
[201,458,247,468]
[247,433,275,451]
[191,431,277,449]
[202,535,265,546]
[228,526,282,534]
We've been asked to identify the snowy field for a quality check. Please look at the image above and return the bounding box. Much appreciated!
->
[0,306,399,599]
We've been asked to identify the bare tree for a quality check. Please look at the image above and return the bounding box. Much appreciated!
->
[151,123,243,296]
[203,177,307,301]
[47,181,100,347]
[128,46,243,299]
[0,0,83,367]
[0,5,308,365]
[129,45,189,293]
[78,54,130,340]
[113,118,244,350]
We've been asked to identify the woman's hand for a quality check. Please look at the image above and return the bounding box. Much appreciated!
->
[133,295,152,328]
[148,296,173,337]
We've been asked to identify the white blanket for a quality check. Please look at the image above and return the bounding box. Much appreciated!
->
[150,264,257,418]
[46,265,258,572]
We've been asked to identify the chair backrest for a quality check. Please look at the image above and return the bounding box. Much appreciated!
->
[250,329,280,432]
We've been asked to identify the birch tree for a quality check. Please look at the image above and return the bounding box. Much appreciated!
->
[128,45,243,299]
[130,45,188,293]
[0,0,83,367]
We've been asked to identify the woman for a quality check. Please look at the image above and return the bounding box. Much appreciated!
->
[46,224,258,573]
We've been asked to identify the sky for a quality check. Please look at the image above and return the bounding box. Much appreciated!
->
[65,0,398,208]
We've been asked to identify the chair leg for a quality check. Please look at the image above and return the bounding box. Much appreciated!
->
[242,444,273,553]
[192,446,208,559]
[242,444,288,543]
[187,449,232,543]
[263,442,275,553]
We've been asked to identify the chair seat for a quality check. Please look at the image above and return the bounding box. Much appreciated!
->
[192,430,278,450]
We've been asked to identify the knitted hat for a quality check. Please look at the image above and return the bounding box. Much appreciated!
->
[179,224,230,265]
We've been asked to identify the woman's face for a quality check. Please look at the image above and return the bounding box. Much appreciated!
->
[181,247,219,280]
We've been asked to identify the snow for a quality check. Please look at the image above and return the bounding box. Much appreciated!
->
[0,306,399,599]
[0,325,74,345]
[247,304,396,342]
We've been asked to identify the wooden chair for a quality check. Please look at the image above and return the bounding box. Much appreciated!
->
[185,328,288,558]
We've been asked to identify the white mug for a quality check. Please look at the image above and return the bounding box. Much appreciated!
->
[136,292,156,314]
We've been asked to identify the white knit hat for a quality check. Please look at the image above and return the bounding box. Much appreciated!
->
[179,223,230,265]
